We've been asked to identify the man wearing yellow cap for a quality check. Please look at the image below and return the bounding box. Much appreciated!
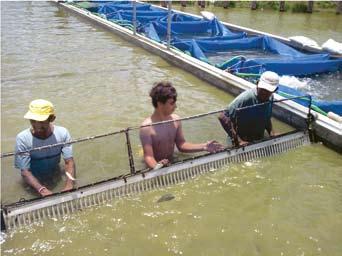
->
[15,99,76,196]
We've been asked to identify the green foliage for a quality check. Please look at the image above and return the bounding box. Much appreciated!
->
[316,1,336,9]
[291,2,308,13]
[257,1,280,10]
[158,1,336,12]
[213,1,236,8]
[238,1,253,8]
[227,1,236,8]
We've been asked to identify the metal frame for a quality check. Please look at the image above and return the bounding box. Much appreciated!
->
[2,130,310,231]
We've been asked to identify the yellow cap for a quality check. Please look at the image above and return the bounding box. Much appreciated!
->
[24,99,55,121]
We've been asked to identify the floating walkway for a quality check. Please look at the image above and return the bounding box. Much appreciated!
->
[53,1,341,152]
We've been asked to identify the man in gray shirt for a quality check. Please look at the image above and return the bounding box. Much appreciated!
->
[219,71,279,146]
[15,99,76,196]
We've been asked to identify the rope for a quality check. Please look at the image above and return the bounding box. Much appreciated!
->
[226,64,264,72]
[216,55,245,69]
[222,59,241,70]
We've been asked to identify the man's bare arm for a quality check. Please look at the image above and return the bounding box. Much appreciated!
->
[266,119,276,137]
[218,112,247,146]
[139,127,168,169]
[62,158,75,192]
[21,169,53,196]
[175,121,223,153]
[218,112,232,136]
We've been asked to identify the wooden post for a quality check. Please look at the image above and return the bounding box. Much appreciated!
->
[223,1,229,9]
[198,1,205,8]
[160,1,167,8]
[307,1,314,13]
[336,1,342,15]
[180,0,186,7]
[132,0,136,35]
[279,1,286,12]
[167,1,171,50]
[251,1,257,10]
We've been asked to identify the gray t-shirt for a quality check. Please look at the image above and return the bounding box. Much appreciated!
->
[225,88,273,141]
[15,125,73,178]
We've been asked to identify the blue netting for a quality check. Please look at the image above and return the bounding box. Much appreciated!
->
[83,1,342,115]
[172,36,342,76]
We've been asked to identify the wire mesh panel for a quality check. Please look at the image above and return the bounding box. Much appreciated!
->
[1,156,29,205]
[125,128,146,172]
[1,132,130,205]
[173,112,228,160]
[2,131,310,230]
[72,132,130,186]
[129,111,228,170]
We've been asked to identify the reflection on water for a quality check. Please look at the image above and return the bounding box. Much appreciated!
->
[1,2,342,255]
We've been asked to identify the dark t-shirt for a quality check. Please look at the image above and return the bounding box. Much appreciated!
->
[225,88,273,141]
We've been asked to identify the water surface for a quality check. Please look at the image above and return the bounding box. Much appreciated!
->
[173,4,342,101]
[174,4,342,44]
[1,2,341,255]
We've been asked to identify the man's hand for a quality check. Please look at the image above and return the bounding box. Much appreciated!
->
[39,187,53,197]
[238,139,249,147]
[21,169,54,197]
[63,158,75,192]
[269,131,279,137]
[205,140,224,153]
[154,159,170,170]
[62,183,74,192]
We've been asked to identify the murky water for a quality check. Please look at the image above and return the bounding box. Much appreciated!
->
[174,3,342,44]
[1,2,341,255]
[174,3,342,101]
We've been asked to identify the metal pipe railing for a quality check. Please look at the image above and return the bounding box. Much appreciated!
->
[1,96,315,160]
[1,108,227,158]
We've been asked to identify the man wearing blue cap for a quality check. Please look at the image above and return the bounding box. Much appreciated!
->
[219,71,279,146]
[15,99,76,196]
